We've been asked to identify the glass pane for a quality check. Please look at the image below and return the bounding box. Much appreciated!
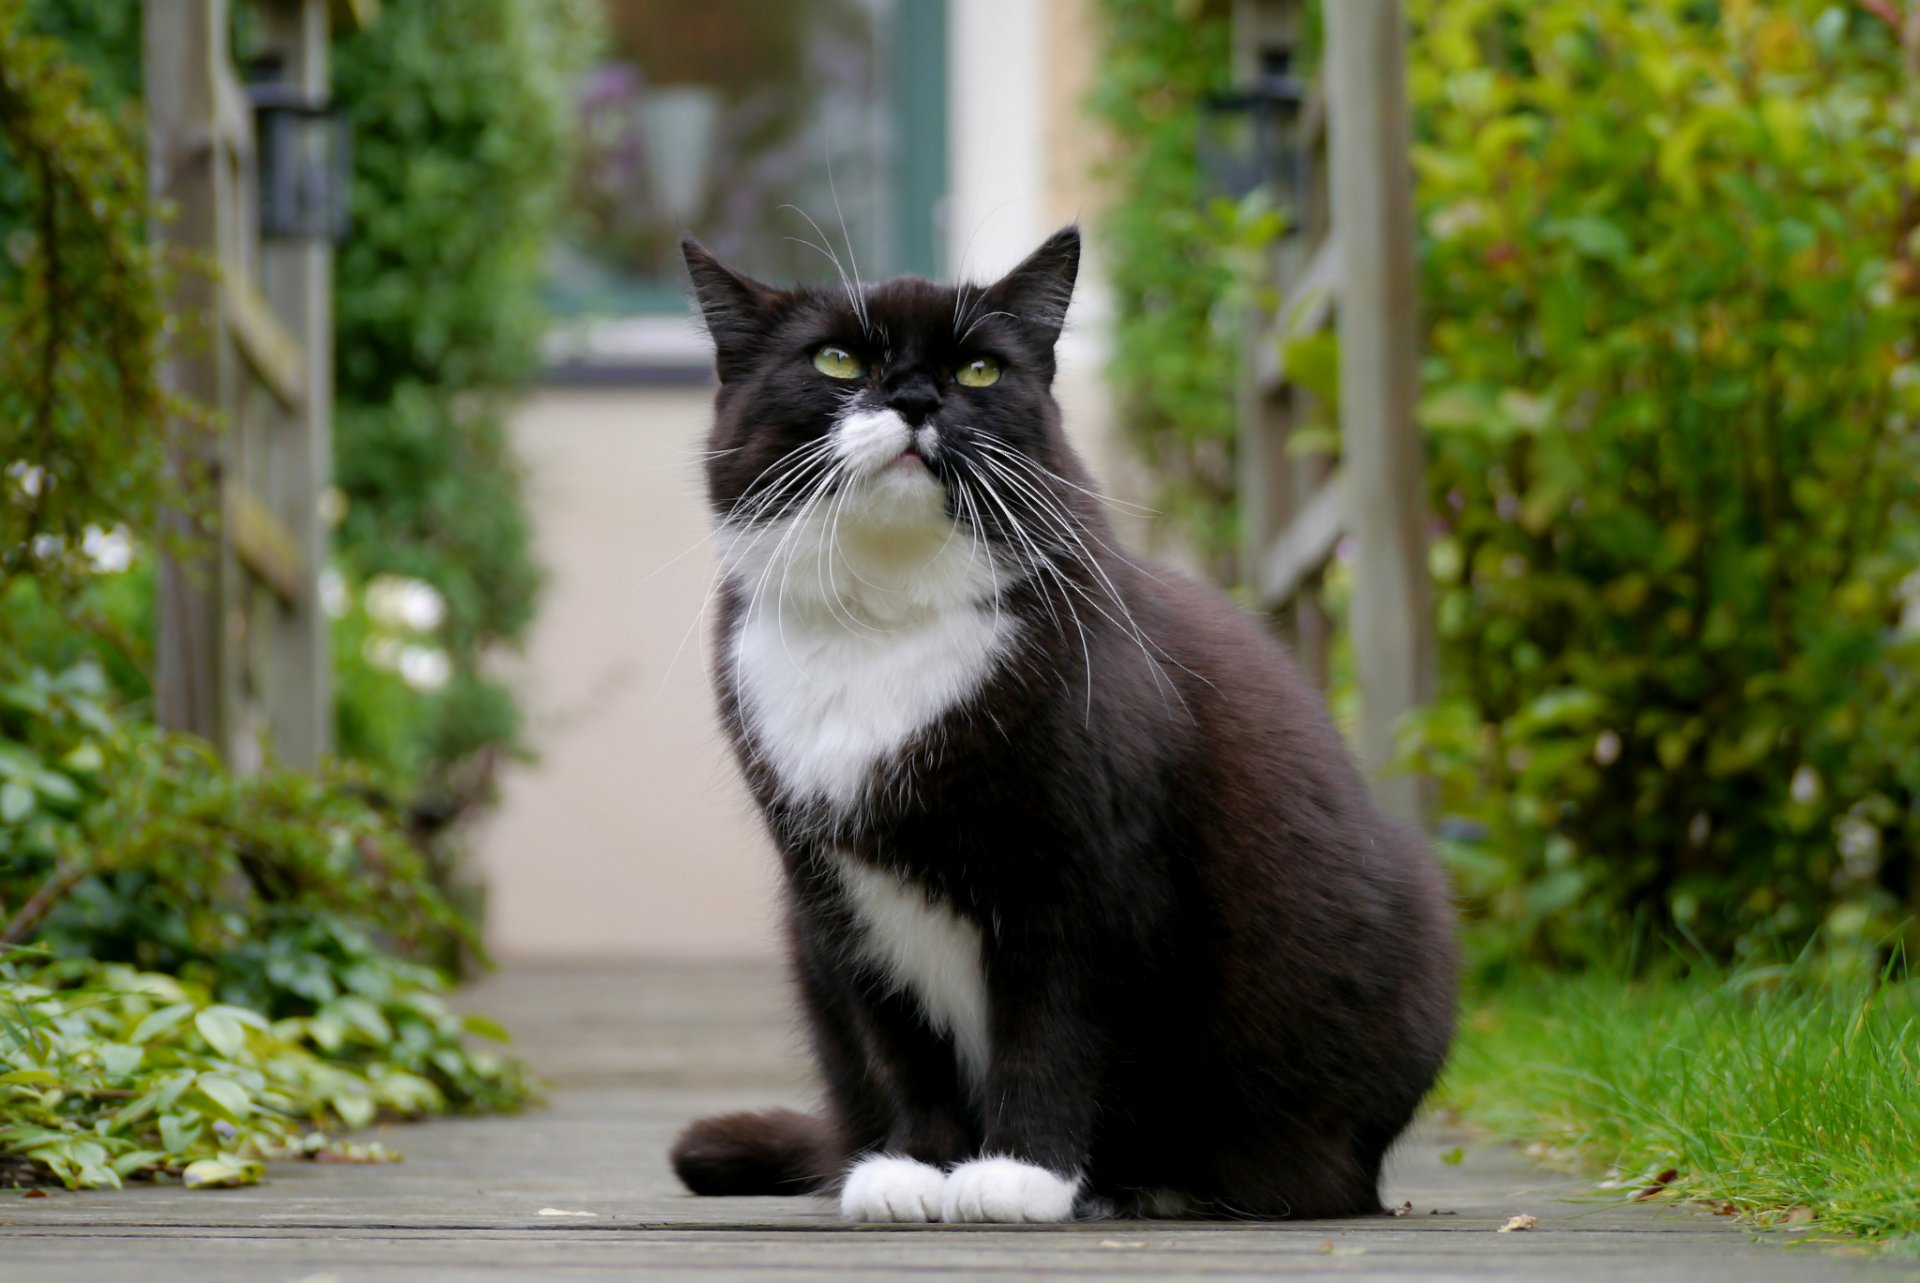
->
[550,0,939,319]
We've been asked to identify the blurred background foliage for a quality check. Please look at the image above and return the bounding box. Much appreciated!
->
[0,0,597,1187]
[1095,0,1920,972]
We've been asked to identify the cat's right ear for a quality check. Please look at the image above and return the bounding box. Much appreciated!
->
[682,237,777,383]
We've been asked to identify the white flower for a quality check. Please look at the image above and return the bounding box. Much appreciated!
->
[80,524,135,574]
[398,645,451,692]
[1790,765,1821,806]
[1593,730,1622,766]
[364,574,447,633]
[6,460,46,498]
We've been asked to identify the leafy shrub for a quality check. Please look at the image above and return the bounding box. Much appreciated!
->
[1087,0,1241,568]
[329,0,600,805]
[0,7,536,1189]
[1403,0,1920,967]
[1096,0,1920,968]
[0,653,534,1188]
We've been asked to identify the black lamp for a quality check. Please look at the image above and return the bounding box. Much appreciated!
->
[250,79,350,242]
[1199,46,1307,220]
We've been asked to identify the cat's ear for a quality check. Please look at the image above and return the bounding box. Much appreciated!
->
[682,237,779,383]
[983,225,1080,348]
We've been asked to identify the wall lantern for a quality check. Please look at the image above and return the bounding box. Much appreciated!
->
[249,79,351,242]
[1199,44,1307,222]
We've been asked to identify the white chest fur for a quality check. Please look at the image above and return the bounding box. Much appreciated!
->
[830,850,990,1089]
[729,596,1008,809]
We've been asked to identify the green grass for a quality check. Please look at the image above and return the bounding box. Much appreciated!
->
[1439,959,1920,1247]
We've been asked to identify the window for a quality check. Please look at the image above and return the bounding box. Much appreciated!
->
[546,0,948,375]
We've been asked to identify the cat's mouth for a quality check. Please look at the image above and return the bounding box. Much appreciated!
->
[887,444,926,471]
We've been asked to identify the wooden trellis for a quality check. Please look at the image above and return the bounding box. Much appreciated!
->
[145,0,367,770]
[1234,0,1433,822]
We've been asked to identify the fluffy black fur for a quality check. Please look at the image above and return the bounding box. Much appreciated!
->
[670,227,1457,1219]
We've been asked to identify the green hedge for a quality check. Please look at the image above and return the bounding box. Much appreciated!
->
[1094,0,1920,967]
[329,0,600,803]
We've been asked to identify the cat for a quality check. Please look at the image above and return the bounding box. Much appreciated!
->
[668,226,1456,1223]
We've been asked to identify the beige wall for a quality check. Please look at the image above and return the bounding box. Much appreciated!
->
[473,387,779,959]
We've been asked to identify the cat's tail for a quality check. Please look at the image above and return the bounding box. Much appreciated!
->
[670,1108,843,1195]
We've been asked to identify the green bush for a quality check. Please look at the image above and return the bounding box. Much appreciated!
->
[329,0,600,802]
[1096,0,1920,969]
[1403,0,1920,968]
[1087,0,1241,568]
[0,5,535,1190]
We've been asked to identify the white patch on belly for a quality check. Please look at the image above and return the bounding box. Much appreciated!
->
[830,850,989,1090]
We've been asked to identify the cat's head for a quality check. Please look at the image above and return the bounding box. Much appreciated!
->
[683,228,1085,563]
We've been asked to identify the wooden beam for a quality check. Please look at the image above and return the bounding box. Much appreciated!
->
[1257,474,1343,610]
[257,0,335,768]
[150,0,242,755]
[225,483,305,607]
[1254,234,1338,393]
[223,274,308,409]
[1326,0,1433,824]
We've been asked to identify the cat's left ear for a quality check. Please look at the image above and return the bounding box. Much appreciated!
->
[682,236,780,383]
[983,225,1080,348]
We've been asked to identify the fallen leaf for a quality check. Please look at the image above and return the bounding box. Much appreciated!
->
[1632,1168,1680,1201]
[1391,1200,1413,1217]
[1784,1206,1816,1227]
[1498,1213,1539,1233]
[22,1188,49,1200]
[181,1157,264,1190]
[538,1207,598,1218]
[1440,1146,1465,1166]
[1713,1202,1737,1216]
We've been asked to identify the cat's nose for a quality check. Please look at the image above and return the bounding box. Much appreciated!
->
[885,378,942,427]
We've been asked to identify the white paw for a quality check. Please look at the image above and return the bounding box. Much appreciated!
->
[940,1156,1080,1223]
[839,1154,948,1223]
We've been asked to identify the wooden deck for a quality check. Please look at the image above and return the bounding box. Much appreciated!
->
[2,961,1909,1281]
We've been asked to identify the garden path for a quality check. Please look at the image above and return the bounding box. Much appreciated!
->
[3,960,1911,1282]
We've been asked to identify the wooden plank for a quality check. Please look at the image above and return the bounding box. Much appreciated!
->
[225,483,305,607]
[1326,0,1433,824]
[211,57,254,161]
[1254,233,1337,393]
[222,274,307,409]
[1257,473,1343,610]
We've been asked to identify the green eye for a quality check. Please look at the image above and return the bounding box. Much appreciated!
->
[955,356,1002,388]
[812,345,864,379]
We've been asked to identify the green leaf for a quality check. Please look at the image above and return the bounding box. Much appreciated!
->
[192,1074,251,1121]
[0,780,34,823]
[182,1157,264,1190]
[0,1069,60,1086]
[129,1003,195,1045]
[460,1014,513,1044]
[194,1008,246,1060]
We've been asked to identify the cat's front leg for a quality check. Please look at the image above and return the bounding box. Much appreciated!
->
[942,953,1099,1224]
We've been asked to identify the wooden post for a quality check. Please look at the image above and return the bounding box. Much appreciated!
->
[1325,0,1433,823]
[148,0,243,758]
[258,0,334,770]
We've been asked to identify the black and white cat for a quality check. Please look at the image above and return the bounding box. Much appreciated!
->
[669,227,1456,1223]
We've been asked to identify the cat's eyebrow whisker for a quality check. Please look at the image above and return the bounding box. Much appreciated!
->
[780,204,870,338]
[824,149,871,339]
[957,310,1018,346]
